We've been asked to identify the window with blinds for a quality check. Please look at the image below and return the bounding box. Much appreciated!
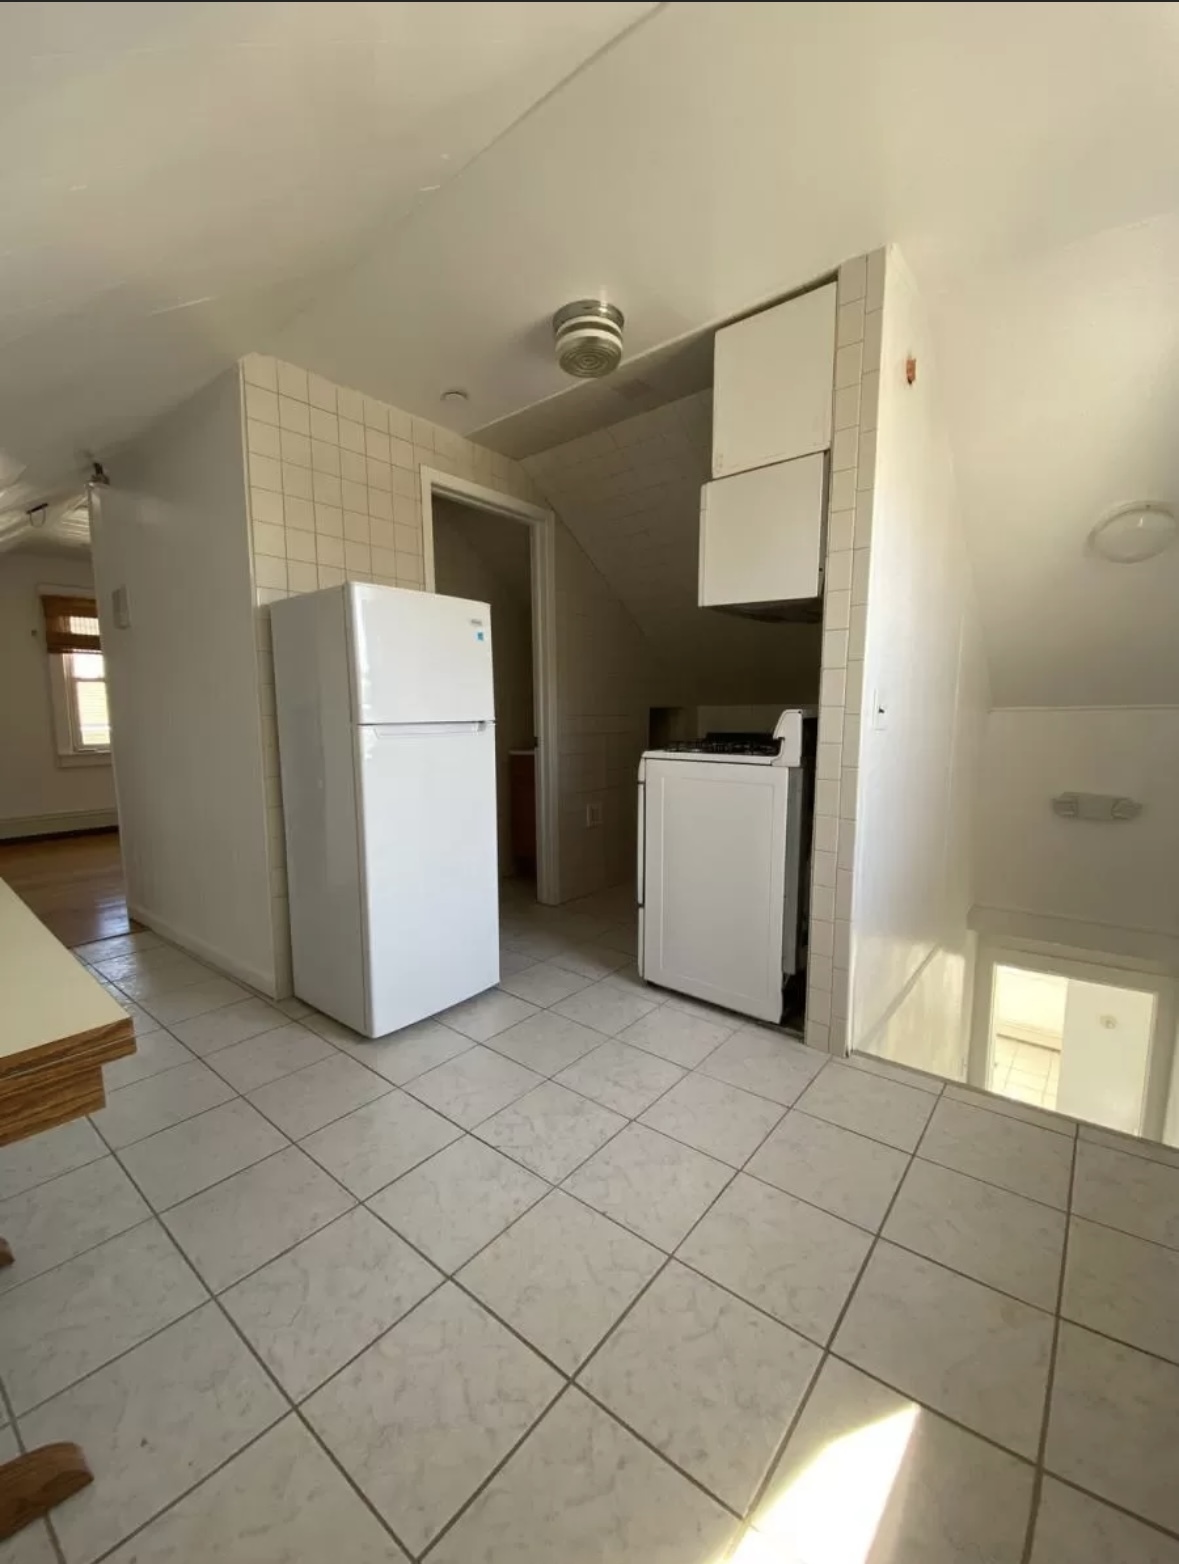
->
[40,595,102,654]
[40,592,111,754]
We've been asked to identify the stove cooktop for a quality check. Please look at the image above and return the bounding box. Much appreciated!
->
[660,736,781,757]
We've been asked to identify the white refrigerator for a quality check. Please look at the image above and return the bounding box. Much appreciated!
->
[271,582,499,1038]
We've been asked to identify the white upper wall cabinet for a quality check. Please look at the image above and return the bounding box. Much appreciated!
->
[711,283,837,478]
[699,453,825,609]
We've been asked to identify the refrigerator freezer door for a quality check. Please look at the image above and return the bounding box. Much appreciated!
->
[640,757,789,1023]
[347,582,494,725]
[356,723,499,1035]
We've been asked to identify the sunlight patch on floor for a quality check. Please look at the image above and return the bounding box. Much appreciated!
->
[732,1404,919,1563]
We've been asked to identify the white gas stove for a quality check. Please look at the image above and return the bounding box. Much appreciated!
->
[637,710,810,1024]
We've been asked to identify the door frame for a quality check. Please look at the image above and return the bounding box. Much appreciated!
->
[419,467,559,906]
[968,936,1177,1141]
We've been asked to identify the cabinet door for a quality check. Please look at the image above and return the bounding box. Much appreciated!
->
[699,454,824,608]
[712,283,836,478]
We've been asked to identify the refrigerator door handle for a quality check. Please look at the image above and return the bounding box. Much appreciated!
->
[369,721,492,737]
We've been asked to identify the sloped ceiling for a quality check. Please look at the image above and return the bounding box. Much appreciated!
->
[935,214,1179,706]
[5,2,1179,706]
[279,2,1179,439]
[523,392,819,705]
[0,0,653,522]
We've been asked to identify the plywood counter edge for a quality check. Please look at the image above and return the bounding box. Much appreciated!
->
[1,876,133,1065]
[0,1015,135,1079]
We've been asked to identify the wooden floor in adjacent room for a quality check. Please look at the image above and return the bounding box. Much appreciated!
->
[0,828,131,946]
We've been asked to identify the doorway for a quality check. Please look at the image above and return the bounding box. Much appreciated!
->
[970,941,1176,1141]
[420,469,558,906]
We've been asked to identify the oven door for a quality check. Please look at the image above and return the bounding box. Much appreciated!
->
[639,757,792,1023]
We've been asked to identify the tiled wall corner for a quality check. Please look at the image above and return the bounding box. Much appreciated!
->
[804,248,885,1056]
[237,353,543,994]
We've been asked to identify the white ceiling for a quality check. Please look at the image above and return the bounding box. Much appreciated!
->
[936,214,1179,706]
[277,2,1179,436]
[269,0,1179,704]
[523,392,820,704]
[0,0,652,525]
[4,1,1179,703]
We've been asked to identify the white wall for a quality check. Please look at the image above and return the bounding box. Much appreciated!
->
[975,707,1179,953]
[847,248,990,1077]
[1057,978,1155,1134]
[0,551,117,835]
[90,370,276,992]
[432,500,535,875]
[554,520,657,899]
[523,391,821,711]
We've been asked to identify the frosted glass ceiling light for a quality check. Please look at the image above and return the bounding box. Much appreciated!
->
[1089,502,1177,564]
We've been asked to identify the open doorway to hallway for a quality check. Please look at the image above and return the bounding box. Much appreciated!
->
[0,549,129,946]
[422,470,558,909]
[971,943,1176,1141]
[433,497,537,896]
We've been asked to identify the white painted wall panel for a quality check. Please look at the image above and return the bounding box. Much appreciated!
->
[975,707,1179,940]
[850,250,989,1078]
[90,370,275,992]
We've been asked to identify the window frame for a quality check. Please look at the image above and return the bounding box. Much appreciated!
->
[39,586,112,767]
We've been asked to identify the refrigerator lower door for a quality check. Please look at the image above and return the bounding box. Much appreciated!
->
[355,722,499,1036]
[640,758,789,1024]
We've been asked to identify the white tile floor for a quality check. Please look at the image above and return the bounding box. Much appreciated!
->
[3,884,1179,1562]
[990,1034,1061,1109]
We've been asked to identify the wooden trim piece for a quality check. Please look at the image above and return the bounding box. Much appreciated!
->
[0,1066,107,1147]
[0,812,119,844]
[0,1444,93,1541]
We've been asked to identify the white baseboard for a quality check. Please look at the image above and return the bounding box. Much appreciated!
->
[0,808,119,840]
[128,902,279,999]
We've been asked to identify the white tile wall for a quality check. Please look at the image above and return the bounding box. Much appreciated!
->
[804,249,885,1057]
[523,392,820,708]
[239,355,660,981]
[239,355,539,991]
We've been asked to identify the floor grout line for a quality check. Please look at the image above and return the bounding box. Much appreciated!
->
[413,1380,571,1563]
[78,1130,425,1564]
[1043,1471,1179,1548]
[723,1084,946,1546]
[13,1286,214,1422]
[14,910,1174,1558]
[1020,1124,1080,1564]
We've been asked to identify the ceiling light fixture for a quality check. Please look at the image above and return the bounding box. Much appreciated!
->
[553,300,625,379]
[1088,501,1178,564]
[440,388,469,405]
